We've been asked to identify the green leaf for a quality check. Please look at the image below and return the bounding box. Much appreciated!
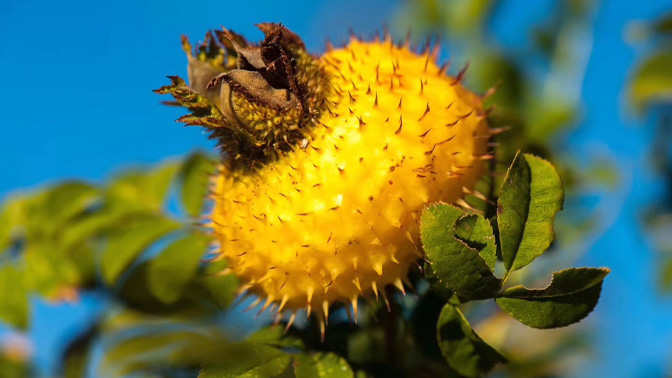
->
[34,182,98,236]
[453,214,497,272]
[197,273,239,309]
[436,304,507,377]
[629,50,672,111]
[148,232,212,304]
[100,329,230,377]
[247,326,305,350]
[24,246,80,298]
[0,265,29,329]
[497,152,563,272]
[495,267,610,329]
[294,353,354,378]
[0,196,29,253]
[0,352,31,378]
[180,152,217,218]
[107,161,180,212]
[199,345,290,378]
[196,258,239,309]
[421,204,501,300]
[102,214,179,284]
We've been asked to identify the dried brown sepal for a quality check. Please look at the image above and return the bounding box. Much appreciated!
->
[156,23,330,170]
[153,76,261,163]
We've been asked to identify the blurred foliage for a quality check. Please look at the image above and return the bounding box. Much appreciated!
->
[626,12,672,294]
[0,1,621,377]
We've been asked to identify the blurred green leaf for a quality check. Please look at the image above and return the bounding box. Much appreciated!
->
[436,304,506,377]
[347,327,386,364]
[247,327,305,350]
[0,352,31,378]
[0,196,28,253]
[294,353,354,378]
[148,232,212,304]
[102,214,180,284]
[629,51,672,111]
[61,325,97,378]
[421,204,501,300]
[469,52,523,109]
[180,152,217,218]
[498,152,564,272]
[495,267,609,329]
[0,265,29,329]
[196,261,239,309]
[107,161,180,212]
[100,329,222,377]
[453,213,497,272]
[32,182,98,237]
[24,246,80,298]
[525,100,576,143]
[199,344,290,378]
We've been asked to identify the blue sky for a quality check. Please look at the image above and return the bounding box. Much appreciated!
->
[2,0,672,377]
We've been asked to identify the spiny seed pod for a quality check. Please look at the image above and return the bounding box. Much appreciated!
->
[157,24,494,337]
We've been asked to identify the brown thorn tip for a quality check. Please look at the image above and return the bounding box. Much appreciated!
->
[489,127,510,135]
[451,62,470,85]
[482,81,501,99]
[418,103,430,121]
[395,115,403,134]
[404,29,411,48]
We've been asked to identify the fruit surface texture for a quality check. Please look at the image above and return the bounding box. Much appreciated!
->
[209,36,491,319]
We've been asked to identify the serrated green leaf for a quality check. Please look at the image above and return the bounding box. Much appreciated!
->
[0,265,29,329]
[294,353,354,378]
[498,152,563,272]
[436,304,507,377]
[421,204,501,300]
[102,215,179,284]
[629,50,672,110]
[495,267,610,329]
[180,152,217,218]
[148,232,212,304]
[453,214,497,272]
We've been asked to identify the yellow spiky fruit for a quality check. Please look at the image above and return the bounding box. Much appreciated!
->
[209,38,490,326]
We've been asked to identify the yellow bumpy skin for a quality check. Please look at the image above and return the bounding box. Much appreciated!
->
[158,25,491,327]
[214,41,489,314]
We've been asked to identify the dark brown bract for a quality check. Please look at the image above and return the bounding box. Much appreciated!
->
[155,23,328,169]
